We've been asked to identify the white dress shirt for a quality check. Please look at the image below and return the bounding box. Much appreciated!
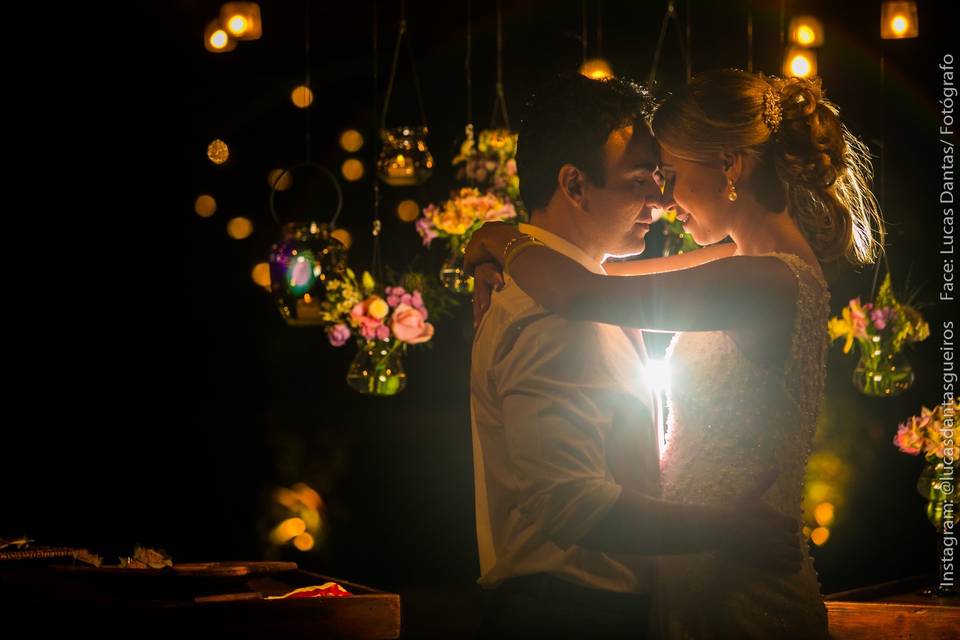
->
[470,223,660,594]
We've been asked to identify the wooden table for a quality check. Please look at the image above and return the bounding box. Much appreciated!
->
[826,575,959,639]
[0,563,401,638]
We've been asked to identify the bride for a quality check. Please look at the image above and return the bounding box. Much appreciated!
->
[466,69,883,638]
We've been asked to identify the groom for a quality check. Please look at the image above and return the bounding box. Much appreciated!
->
[470,73,799,639]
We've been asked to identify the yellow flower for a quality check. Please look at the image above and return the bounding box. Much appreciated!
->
[362,271,376,292]
[367,296,389,320]
[828,311,855,353]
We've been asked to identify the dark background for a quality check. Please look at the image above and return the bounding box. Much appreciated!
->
[5,0,953,635]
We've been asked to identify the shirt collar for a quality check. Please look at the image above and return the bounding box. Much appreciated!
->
[517,223,606,275]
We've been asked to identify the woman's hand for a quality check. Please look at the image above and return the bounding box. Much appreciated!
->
[464,221,524,276]
[472,262,505,329]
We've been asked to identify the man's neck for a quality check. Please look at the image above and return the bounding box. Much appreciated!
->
[528,209,605,265]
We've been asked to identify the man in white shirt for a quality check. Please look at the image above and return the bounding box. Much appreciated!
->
[470,73,799,639]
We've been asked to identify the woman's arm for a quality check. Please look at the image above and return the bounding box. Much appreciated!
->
[603,242,737,276]
[464,223,797,334]
[507,245,797,333]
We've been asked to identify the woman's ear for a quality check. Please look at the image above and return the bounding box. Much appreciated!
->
[557,164,587,210]
[719,151,744,183]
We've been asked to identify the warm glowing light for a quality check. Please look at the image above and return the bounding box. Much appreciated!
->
[814,502,835,526]
[293,532,315,551]
[806,481,831,504]
[339,129,364,153]
[291,85,314,109]
[271,517,307,544]
[810,527,830,546]
[579,58,614,80]
[204,20,236,53]
[644,359,670,394]
[227,216,253,239]
[219,2,262,41]
[331,228,352,249]
[251,262,271,288]
[268,168,292,191]
[783,47,817,78]
[194,194,217,218]
[207,139,229,165]
[227,15,249,36]
[211,30,229,49]
[293,482,324,510]
[788,16,824,47]
[396,199,420,222]
[341,158,364,181]
[881,2,919,39]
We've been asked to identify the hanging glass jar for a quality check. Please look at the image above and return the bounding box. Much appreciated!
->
[267,164,347,326]
[346,338,407,396]
[439,240,474,294]
[377,126,433,187]
[851,336,915,397]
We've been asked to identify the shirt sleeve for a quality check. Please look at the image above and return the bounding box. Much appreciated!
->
[493,314,634,551]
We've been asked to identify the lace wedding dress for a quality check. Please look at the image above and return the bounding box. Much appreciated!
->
[656,253,831,639]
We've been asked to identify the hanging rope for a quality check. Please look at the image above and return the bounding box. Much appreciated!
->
[371,0,384,284]
[597,0,603,59]
[746,0,754,73]
[304,0,312,164]
[648,0,689,87]
[465,0,473,130]
[489,0,511,129]
[581,0,588,67]
[380,0,428,129]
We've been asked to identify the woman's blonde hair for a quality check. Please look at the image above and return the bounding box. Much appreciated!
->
[651,69,884,265]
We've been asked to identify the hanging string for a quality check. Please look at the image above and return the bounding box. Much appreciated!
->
[581,0,588,66]
[490,0,511,129]
[685,0,691,81]
[648,0,689,87]
[371,0,383,284]
[304,0,312,164]
[465,0,473,130]
[380,0,428,129]
[597,0,603,59]
[746,0,754,73]
[870,52,892,297]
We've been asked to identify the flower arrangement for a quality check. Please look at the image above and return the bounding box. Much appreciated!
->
[893,402,957,531]
[827,274,929,396]
[317,268,437,395]
[417,127,526,292]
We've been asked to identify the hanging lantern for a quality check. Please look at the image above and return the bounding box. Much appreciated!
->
[377,126,433,187]
[783,46,818,79]
[580,58,614,80]
[881,2,919,39]
[204,20,236,53]
[268,222,348,326]
[267,164,347,326]
[219,2,262,41]
[788,16,825,48]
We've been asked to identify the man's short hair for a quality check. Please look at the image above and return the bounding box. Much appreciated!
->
[516,72,657,211]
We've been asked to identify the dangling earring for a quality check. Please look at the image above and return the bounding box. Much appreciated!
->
[727,177,738,202]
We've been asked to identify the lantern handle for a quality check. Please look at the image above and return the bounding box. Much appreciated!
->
[268,162,343,228]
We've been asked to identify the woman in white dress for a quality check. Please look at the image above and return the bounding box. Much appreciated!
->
[466,69,884,638]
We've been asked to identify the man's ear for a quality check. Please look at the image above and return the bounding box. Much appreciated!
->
[557,164,587,210]
[719,151,744,183]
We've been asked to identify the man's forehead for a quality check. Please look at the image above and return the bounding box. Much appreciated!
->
[603,124,658,169]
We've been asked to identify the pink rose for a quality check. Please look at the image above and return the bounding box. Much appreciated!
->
[375,324,391,341]
[390,303,434,345]
[351,301,383,339]
[327,324,351,347]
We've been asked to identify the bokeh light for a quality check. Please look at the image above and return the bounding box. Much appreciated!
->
[341,158,364,182]
[339,129,364,153]
[194,194,217,218]
[227,216,253,240]
[291,85,314,109]
[396,200,420,222]
[207,139,230,165]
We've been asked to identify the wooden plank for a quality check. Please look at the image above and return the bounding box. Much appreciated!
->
[827,601,960,640]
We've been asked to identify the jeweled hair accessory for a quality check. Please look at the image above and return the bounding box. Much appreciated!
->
[762,88,783,132]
